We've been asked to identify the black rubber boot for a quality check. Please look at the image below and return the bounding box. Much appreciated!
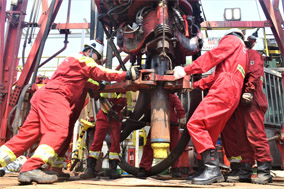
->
[252,161,272,184]
[225,162,240,182]
[171,167,182,178]
[79,158,97,179]
[226,162,252,183]
[109,160,121,179]
[18,169,58,184]
[192,149,224,185]
[0,169,5,177]
[136,167,147,178]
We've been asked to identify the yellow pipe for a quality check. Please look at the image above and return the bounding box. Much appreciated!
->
[263,28,269,57]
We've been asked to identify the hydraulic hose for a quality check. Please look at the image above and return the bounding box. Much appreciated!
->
[31,0,56,84]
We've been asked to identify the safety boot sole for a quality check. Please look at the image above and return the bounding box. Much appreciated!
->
[192,175,224,185]
[252,177,272,184]
[18,169,58,184]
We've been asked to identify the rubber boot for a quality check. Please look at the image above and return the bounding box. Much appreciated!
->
[136,167,147,178]
[171,167,182,178]
[226,162,252,183]
[79,158,97,179]
[0,169,5,177]
[252,161,272,184]
[225,163,240,182]
[187,159,204,180]
[18,169,58,184]
[109,160,121,179]
[225,162,240,182]
[192,149,224,185]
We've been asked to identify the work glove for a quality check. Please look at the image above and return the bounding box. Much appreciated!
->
[179,118,187,129]
[280,131,284,142]
[126,66,140,80]
[107,109,119,121]
[88,89,100,101]
[99,81,106,90]
[241,92,253,106]
[173,66,186,80]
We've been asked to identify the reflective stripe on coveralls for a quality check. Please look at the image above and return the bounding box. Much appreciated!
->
[109,152,120,160]
[228,156,242,163]
[89,151,100,159]
[31,144,55,164]
[0,145,17,167]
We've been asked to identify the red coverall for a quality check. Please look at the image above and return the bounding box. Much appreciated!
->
[139,94,186,171]
[222,49,272,164]
[53,80,101,169]
[184,35,248,155]
[0,52,126,172]
[88,92,132,161]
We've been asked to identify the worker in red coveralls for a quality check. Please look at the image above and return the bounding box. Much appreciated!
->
[0,39,139,184]
[80,91,133,179]
[46,79,102,180]
[136,93,186,178]
[221,35,273,184]
[173,28,248,185]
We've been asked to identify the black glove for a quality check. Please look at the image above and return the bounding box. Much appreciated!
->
[126,66,140,80]
[122,107,132,118]
[107,109,119,121]
[99,81,106,90]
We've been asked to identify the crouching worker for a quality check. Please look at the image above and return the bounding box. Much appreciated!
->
[0,39,139,184]
[80,91,133,179]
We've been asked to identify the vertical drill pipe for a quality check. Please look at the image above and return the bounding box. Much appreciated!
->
[150,55,170,158]
[150,84,170,144]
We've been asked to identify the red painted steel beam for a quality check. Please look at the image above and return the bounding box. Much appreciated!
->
[201,21,272,28]
[0,0,6,85]
[0,0,63,145]
[273,0,279,8]
[0,0,28,145]
[52,20,273,32]
[0,0,7,121]
[259,0,284,65]
[52,21,272,30]
[38,0,50,25]
[51,23,90,29]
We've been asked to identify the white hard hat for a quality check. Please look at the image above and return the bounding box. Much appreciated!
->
[83,39,104,59]
[224,28,245,40]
